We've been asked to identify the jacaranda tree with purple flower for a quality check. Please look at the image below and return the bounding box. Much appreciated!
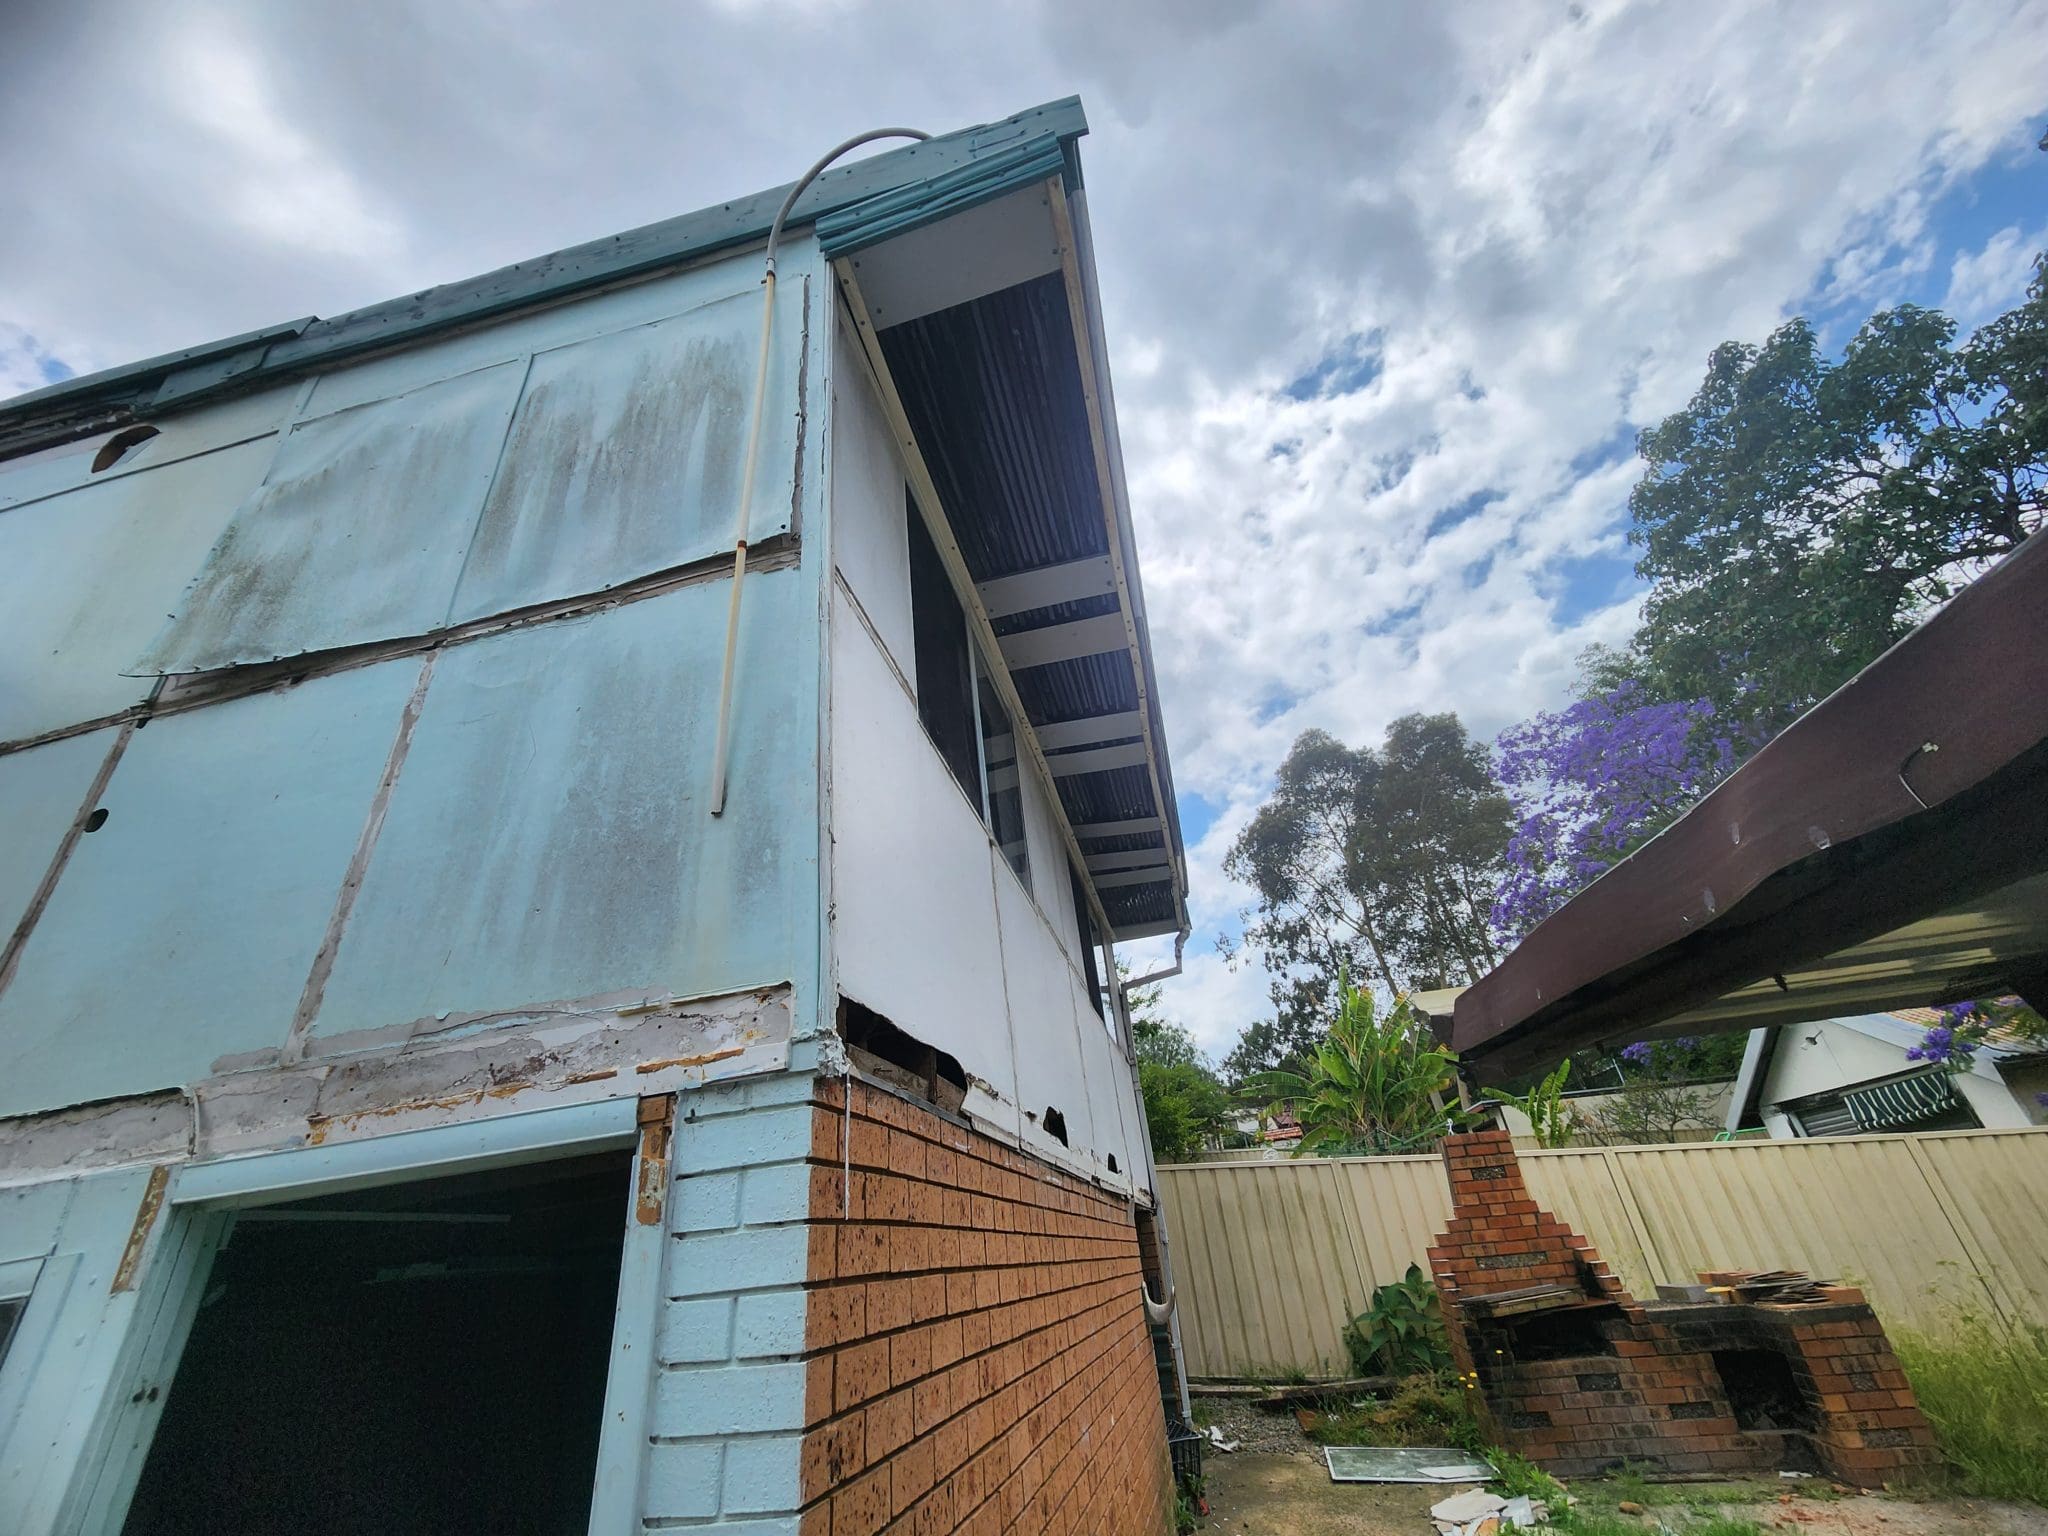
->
[1490,682,1738,943]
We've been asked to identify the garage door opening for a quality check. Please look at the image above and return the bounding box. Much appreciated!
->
[121,1151,632,1536]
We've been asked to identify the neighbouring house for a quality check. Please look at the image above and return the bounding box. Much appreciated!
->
[0,99,1192,1535]
[1727,1009,2048,1139]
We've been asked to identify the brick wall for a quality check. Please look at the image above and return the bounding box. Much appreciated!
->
[644,1069,822,1530]
[800,1075,1172,1536]
[1428,1130,1938,1486]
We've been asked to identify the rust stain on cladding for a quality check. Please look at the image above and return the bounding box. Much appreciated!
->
[111,1164,172,1293]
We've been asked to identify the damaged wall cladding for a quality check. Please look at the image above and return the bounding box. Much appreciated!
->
[0,245,828,1126]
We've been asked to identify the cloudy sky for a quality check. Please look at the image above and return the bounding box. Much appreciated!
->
[5,0,2046,1057]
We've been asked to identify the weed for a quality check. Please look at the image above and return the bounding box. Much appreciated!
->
[1486,1448,1564,1503]
[1342,1264,1454,1377]
[1172,1486,1197,1534]
[1304,1373,1485,1451]
[1895,1304,2048,1505]
[1188,1398,1217,1430]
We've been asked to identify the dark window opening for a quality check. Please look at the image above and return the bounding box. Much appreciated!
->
[838,998,968,1116]
[122,1152,631,1536]
[1499,1305,1617,1361]
[1713,1348,1815,1432]
[0,1295,23,1370]
[976,654,1028,888]
[906,492,980,808]
[1071,867,1104,1018]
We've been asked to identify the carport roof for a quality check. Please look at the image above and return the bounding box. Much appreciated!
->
[1440,531,2048,1078]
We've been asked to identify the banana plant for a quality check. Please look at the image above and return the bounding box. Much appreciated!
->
[1244,978,1476,1156]
[1492,1058,1575,1148]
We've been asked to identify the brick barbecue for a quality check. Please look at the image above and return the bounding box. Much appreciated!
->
[1427,1130,1939,1486]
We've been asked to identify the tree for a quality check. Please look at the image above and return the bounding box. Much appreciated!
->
[1492,679,1737,941]
[1244,980,1471,1156]
[1225,715,1511,1026]
[1138,1060,1236,1164]
[1125,971,1238,1162]
[1571,1036,1727,1146]
[1623,258,2046,734]
[1218,1013,1326,1087]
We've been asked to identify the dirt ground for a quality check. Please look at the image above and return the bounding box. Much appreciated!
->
[1190,1402,2048,1536]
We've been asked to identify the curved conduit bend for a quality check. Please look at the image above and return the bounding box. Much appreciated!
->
[708,126,932,816]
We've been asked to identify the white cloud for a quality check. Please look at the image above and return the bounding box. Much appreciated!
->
[1944,222,2048,329]
[2,0,2045,1054]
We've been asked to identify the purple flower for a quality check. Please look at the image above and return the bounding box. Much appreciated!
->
[1620,1041,1654,1067]
[1491,685,1751,943]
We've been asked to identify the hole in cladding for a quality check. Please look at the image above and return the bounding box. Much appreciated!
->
[91,424,159,473]
[84,807,110,832]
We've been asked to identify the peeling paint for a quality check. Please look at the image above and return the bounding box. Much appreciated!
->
[634,1094,675,1225]
[109,1164,169,1292]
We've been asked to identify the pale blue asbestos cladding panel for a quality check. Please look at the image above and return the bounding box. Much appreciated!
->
[0,438,274,743]
[0,729,111,941]
[446,281,803,625]
[0,660,419,1116]
[135,364,526,673]
[308,570,813,1044]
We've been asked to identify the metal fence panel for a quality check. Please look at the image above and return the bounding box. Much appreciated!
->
[1156,1128,2048,1379]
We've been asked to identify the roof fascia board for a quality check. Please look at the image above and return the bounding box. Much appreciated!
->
[0,98,1088,439]
[1045,181,1188,940]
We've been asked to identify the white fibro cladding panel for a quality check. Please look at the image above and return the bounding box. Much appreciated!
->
[829,333,916,677]
[994,867,1101,1169]
[309,572,814,1048]
[829,596,1017,1134]
[0,438,276,745]
[0,659,421,1119]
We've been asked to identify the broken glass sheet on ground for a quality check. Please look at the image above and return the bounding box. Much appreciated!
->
[1322,1446,1493,1483]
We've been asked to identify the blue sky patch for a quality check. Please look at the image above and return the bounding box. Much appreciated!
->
[1281,330,1384,401]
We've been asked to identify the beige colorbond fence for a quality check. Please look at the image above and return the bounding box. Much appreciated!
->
[1156,1127,2048,1380]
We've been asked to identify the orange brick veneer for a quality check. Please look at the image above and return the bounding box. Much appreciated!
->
[797,1076,1173,1535]
[1429,1130,1939,1486]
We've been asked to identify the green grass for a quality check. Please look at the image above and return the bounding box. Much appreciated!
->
[1895,1307,2048,1506]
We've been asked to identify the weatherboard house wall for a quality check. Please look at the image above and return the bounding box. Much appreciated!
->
[0,100,1182,1534]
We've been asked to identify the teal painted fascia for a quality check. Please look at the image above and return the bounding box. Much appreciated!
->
[0,98,1089,449]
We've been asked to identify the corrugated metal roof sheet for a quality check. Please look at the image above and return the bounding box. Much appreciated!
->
[878,271,1179,935]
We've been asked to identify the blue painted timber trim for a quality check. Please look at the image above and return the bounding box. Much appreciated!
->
[0,98,1089,439]
[169,1097,639,1207]
[815,133,1068,257]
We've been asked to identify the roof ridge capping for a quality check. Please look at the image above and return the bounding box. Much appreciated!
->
[0,96,1088,453]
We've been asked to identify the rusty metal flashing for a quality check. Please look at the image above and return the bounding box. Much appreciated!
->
[0,535,800,764]
[109,1164,171,1292]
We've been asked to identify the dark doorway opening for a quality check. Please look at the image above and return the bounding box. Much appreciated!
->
[122,1152,631,1536]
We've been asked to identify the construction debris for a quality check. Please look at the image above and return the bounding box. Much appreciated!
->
[1323,1446,1493,1483]
[1428,1489,1546,1534]
[1697,1268,1833,1305]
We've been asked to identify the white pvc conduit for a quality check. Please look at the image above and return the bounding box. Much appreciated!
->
[708,126,931,815]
